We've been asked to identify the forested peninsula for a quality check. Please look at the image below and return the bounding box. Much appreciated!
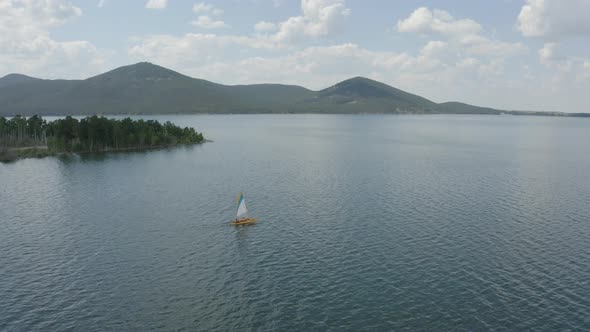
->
[0,115,205,162]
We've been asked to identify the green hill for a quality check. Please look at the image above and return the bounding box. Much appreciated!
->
[0,62,581,116]
[0,74,42,88]
[303,77,438,113]
[0,63,317,115]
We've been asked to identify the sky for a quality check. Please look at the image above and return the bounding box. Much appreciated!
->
[1,0,590,112]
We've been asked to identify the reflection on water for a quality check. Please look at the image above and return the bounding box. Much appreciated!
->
[73,144,203,162]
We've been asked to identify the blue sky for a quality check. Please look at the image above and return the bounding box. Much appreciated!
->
[1,0,590,112]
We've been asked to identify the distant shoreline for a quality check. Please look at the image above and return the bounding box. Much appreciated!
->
[0,142,206,163]
[6,112,587,118]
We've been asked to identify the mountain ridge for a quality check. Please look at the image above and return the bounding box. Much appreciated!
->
[0,73,42,88]
[0,62,584,116]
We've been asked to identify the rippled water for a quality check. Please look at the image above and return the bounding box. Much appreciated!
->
[1,114,590,331]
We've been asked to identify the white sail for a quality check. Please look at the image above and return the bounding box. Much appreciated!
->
[236,193,248,218]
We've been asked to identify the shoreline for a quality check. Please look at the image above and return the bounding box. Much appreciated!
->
[2,112,588,118]
[0,142,207,163]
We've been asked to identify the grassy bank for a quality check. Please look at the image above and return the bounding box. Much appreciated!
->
[0,147,52,162]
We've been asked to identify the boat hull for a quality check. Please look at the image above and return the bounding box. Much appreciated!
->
[232,218,257,225]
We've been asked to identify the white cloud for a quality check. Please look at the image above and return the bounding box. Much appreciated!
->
[517,0,546,37]
[397,7,525,58]
[539,42,560,66]
[191,3,227,29]
[517,2,590,86]
[517,0,590,40]
[466,38,525,57]
[3,0,83,27]
[583,61,590,80]
[97,0,106,8]
[145,0,168,10]
[421,40,447,55]
[417,40,455,65]
[128,33,276,71]
[397,7,481,39]
[192,16,228,29]
[0,0,108,78]
[538,42,590,83]
[192,2,223,16]
[254,21,277,32]
[271,0,351,43]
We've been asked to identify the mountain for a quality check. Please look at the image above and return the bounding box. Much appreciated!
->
[304,77,438,113]
[0,62,577,116]
[0,63,319,115]
[0,74,41,88]
[319,77,434,105]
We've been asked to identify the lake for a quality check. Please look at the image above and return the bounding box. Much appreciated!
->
[1,114,589,331]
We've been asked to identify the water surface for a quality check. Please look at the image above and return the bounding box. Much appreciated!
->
[1,114,589,331]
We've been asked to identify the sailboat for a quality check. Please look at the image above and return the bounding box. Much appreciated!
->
[232,192,257,225]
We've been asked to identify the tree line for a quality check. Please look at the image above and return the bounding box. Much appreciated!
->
[0,115,46,147]
[0,115,204,152]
